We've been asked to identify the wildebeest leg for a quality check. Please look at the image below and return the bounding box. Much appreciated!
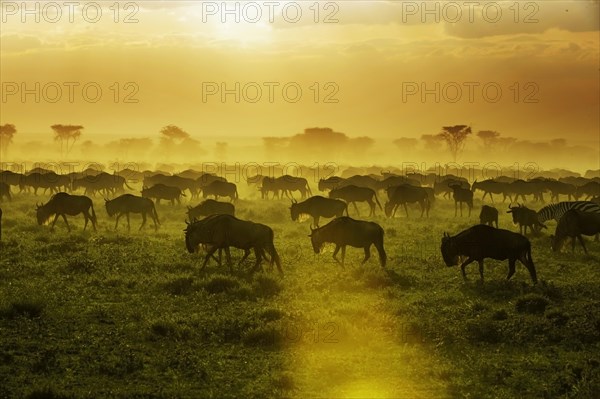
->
[50,214,60,231]
[115,213,121,230]
[459,257,475,280]
[314,215,320,227]
[83,214,89,231]
[139,212,147,231]
[576,234,588,254]
[506,259,516,280]
[490,193,494,204]
[368,200,375,217]
[340,246,346,268]
[251,248,263,273]
[61,214,71,232]
[126,213,131,231]
[351,202,360,217]
[478,260,484,281]
[468,204,471,217]
[404,203,409,218]
[224,247,233,273]
[454,201,458,217]
[202,246,219,270]
[332,245,341,265]
[362,246,371,265]
[238,249,251,267]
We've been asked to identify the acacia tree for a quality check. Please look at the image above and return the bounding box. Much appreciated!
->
[437,125,472,162]
[0,124,17,159]
[477,130,500,150]
[51,124,83,157]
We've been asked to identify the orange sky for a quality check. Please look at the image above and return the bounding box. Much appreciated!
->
[1,1,599,144]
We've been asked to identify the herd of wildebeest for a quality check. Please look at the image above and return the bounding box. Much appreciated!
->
[1,167,600,284]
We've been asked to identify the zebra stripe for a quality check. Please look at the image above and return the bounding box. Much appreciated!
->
[537,201,600,222]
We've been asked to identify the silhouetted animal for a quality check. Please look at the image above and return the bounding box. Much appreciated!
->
[264,175,312,199]
[202,180,238,202]
[479,205,498,228]
[441,225,537,283]
[537,201,600,223]
[545,180,577,202]
[449,184,473,217]
[318,176,345,191]
[376,175,421,191]
[144,174,199,199]
[141,184,184,205]
[551,210,600,253]
[384,184,429,217]
[509,180,545,203]
[309,216,386,267]
[0,182,11,202]
[74,172,133,197]
[434,178,469,199]
[329,185,382,217]
[187,199,235,221]
[20,172,65,195]
[0,171,24,192]
[472,179,512,203]
[289,196,348,227]
[36,192,97,232]
[196,173,227,188]
[105,194,159,231]
[507,204,546,235]
[576,181,600,200]
[184,214,282,274]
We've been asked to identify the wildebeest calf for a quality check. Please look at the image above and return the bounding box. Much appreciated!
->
[441,224,537,283]
[551,209,600,254]
[105,194,159,231]
[479,205,498,228]
[309,216,386,267]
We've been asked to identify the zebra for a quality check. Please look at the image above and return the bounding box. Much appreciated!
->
[537,201,600,223]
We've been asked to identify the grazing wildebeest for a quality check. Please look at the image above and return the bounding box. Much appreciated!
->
[0,170,24,192]
[36,192,97,232]
[384,184,430,218]
[449,184,473,217]
[576,181,600,200]
[202,180,238,202]
[545,180,577,202]
[184,214,282,274]
[329,185,382,217]
[318,176,345,192]
[551,210,600,254]
[479,205,498,228]
[105,194,160,231]
[507,204,546,235]
[0,182,11,202]
[289,196,348,227]
[309,216,386,267]
[187,199,235,221]
[276,175,312,199]
[141,184,185,205]
[196,173,227,189]
[472,179,512,203]
[441,224,537,283]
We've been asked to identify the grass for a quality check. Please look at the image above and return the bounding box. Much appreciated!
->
[0,189,599,398]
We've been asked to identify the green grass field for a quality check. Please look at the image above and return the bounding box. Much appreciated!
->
[1,189,599,398]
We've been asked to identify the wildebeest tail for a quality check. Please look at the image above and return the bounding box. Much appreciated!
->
[268,243,283,275]
[235,188,239,200]
[374,193,383,211]
[524,242,537,282]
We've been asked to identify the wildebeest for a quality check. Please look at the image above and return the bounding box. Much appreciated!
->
[472,179,512,203]
[449,184,473,217]
[479,205,498,228]
[0,170,24,192]
[575,181,600,200]
[509,179,545,203]
[20,172,66,195]
[0,182,11,202]
[184,214,282,274]
[202,180,238,202]
[329,185,382,217]
[144,174,200,199]
[141,184,185,205]
[551,210,600,253]
[507,204,546,235]
[105,194,159,231]
[289,196,348,227]
[545,180,577,202]
[73,172,133,197]
[309,216,386,267]
[36,192,97,232]
[318,176,345,192]
[384,184,430,218]
[441,224,537,283]
[187,199,235,221]
[434,178,469,199]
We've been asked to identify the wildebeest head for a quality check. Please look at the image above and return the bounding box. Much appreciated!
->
[440,232,458,267]
[550,234,564,252]
[308,226,323,254]
[105,198,117,217]
[507,203,523,224]
[184,221,198,253]
[35,202,50,225]
[289,199,299,221]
